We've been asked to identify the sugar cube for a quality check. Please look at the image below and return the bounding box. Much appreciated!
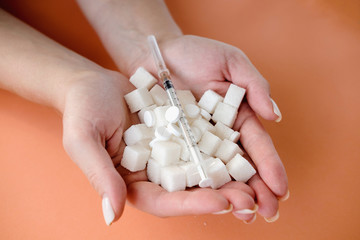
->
[229,131,240,143]
[176,90,196,106]
[150,84,168,106]
[191,126,202,143]
[151,141,181,166]
[185,104,200,119]
[124,87,154,113]
[121,145,150,172]
[223,84,246,109]
[161,165,186,192]
[214,122,234,140]
[226,154,256,182]
[200,108,211,121]
[198,131,222,156]
[179,162,201,187]
[147,158,162,185]
[123,124,153,146]
[203,157,231,189]
[212,102,238,128]
[191,118,216,135]
[173,137,190,162]
[198,90,223,114]
[215,139,244,163]
[130,67,157,90]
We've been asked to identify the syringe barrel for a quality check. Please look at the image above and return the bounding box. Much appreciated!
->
[162,77,208,180]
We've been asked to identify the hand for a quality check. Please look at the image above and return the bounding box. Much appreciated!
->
[62,70,258,225]
[125,35,289,221]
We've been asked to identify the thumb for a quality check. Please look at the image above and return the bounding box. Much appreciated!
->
[63,121,126,226]
[227,51,282,122]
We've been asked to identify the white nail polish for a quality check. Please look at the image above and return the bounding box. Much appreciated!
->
[102,196,115,226]
[212,204,233,215]
[264,210,280,223]
[270,98,282,123]
[234,204,258,214]
[243,214,257,224]
[279,190,290,202]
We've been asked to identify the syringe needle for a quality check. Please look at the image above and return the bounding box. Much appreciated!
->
[147,35,213,188]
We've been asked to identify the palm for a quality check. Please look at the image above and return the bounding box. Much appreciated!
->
[127,35,288,219]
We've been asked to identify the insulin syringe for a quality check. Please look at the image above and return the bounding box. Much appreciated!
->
[147,35,213,188]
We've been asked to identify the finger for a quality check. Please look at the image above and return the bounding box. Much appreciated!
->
[248,174,279,222]
[126,181,230,217]
[234,103,288,198]
[63,118,126,226]
[218,182,257,221]
[226,50,281,122]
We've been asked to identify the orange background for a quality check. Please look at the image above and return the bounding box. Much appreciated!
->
[0,0,359,239]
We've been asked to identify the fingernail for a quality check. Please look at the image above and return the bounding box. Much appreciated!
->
[212,204,233,215]
[234,204,258,214]
[270,98,282,123]
[264,210,280,223]
[243,214,257,224]
[279,190,290,202]
[102,196,115,226]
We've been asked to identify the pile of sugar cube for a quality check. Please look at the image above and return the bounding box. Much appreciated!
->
[122,67,256,192]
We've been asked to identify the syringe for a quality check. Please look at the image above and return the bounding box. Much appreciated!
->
[147,35,213,188]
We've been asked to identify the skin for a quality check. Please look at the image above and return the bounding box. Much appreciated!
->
[77,0,289,222]
[0,0,289,225]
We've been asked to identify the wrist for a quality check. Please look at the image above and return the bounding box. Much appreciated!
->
[77,0,183,76]
[119,32,183,77]
[58,68,125,114]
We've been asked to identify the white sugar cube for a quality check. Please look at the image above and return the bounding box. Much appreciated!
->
[165,106,180,123]
[147,158,162,185]
[130,67,157,90]
[136,139,152,150]
[138,104,156,123]
[226,154,256,182]
[154,106,170,127]
[151,141,181,166]
[176,90,196,106]
[150,84,168,106]
[149,138,164,148]
[223,84,246,109]
[121,145,150,172]
[229,131,240,143]
[191,126,202,143]
[203,157,231,189]
[198,90,223,114]
[179,162,201,187]
[212,102,238,128]
[200,108,211,121]
[215,139,244,164]
[201,152,211,161]
[123,124,153,146]
[214,122,234,140]
[173,137,190,162]
[198,131,222,156]
[124,87,154,113]
[161,165,186,192]
[191,118,215,135]
[185,104,200,119]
